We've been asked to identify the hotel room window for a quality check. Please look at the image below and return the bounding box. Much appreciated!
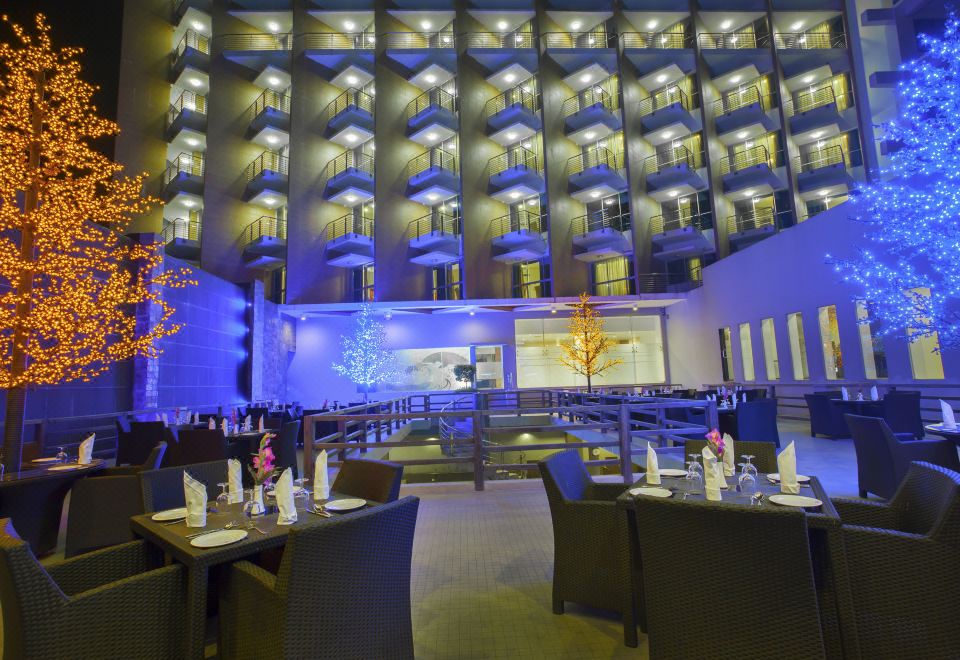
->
[855,301,888,379]
[739,322,756,381]
[906,288,945,379]
[817,305,844,380]
[761,317,780,380]
[718,327,734,381]
[786,312,809,380]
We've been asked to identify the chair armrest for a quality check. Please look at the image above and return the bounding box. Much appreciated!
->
[219,561,282,655]
[900,439,960,468]
[46,540,158,597]
[831,498,902,530]
[588,482,632,501]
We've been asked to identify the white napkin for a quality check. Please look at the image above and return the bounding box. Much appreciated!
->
[702,447,722,501]
[244,415,252,432]
[646,442,660,485]
[841,387,849,401]
[233,424,240,436]
[160,412,168,427]
[193,412,199,425]
[778,441,800,495]
[275,467,298,525]
[731,395,737,409]
[258,415,265,432]
[220,418,229,435]
[941,400,956,430]
[183,472,207,527]
[227,458,244,504]
[78,433,95,464]
[208,417,216,430]
[742,392,747,403]
[722,433,735,477]
[870,386,879,401]
[313,450,330,501]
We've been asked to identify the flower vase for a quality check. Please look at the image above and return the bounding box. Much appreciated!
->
[250,485,266,516]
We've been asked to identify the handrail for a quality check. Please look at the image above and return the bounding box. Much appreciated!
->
[713,85,770,116]
[325,88,374,118]
[650,211,711,235]
[300,32,376,50]
[383,30,455,49]
[220,33,292,51]
[320,151,375,184]
[643,145,698,175]
[173,29,209,58]
[490,210,545,238]
[566,146,622,176]
[164,152,204,185]
[162,217,202,243]
[542,29,614,49]
[321,214,374,244]
[248,89,291,121]
[794,145,846,173]
[167,90,206,127]
[405,86,457,119]
[698,32,770,49]
[561,83,618,118]
[438,395,474,444]
[464,31,535,49]
[406,148,458,178]
[571,210,629,235]
[785,83,844,116]
[638,85,693,117]
[621,31,692,49]
[407,211,460,240]
[240,215,287,246]
[726,207,780,235]
[244,151,288,181]
[774,31,847,49]
[637,270,703,292]
[718,144,772,175]
[487,146,539,176]
[483,85,540,119]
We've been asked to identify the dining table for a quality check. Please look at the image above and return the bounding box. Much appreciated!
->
[924,423,960,444]
[130,491,374,659]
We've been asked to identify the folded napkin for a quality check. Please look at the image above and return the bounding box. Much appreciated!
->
[258,415,265,432]
[870,385,879,401]
[742,392,747,403]
[314,450,330,501]
[193,412,200,425]
[646,442,660,485]
[722,433,735,477]
[941,399,956,430]
[78,433,95,464]
[183,472,207,528]
[778,441,800,495]
[275,467,298,525]
[208,417,216,430]
[702,447,722,501]
[841,386,849,401]
[160,412,168,427]
[227,458,244,504]
[731,395,737,409]
[220,418,229,435]
[244,415,252,432]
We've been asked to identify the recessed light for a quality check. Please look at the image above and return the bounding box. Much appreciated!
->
[580,73,592,83]
[668,190,679,197]
[421,20,432,30]
[584,131,596,140]
[720,20,733,30]
[729,75,742,84]
[191,20,205,31]
[263,196,276,206]
[802,74,815,84]
[300,316,307,321]
[790,20,804,30]
[345,194,357,202]
[656,73,668,83]
[343,20,356,31]
[345,134,358,143]
[811,131,824,138]
[505,132,517,140]
[497,21,508,30]
[646,19,658,30]
[504,73,516,83]
[424,74,437,84]
[188,78,202,88]
[468,309,476,316]
[183,199,196,208]
[426,132,439,141]
[509,191,521,199]
[570,20,582,30]
[589,191,601,198]
[266,135,279,144]
[346,75,359,85]
[527,198,537,205]
[266,21,280,33]
[185,137,200,147]
[427,193,439,201]
[267,76,281,86]
[736,131,748,139]
[660,131,673,139]
[743,189,755,196]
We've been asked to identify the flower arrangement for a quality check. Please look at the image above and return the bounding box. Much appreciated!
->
[248,433,278,486]
[705,428,724,458]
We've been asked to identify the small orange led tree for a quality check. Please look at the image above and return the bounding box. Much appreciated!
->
[0,15,192,469]
[558,293,623,393]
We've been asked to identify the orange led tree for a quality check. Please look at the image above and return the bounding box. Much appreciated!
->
[558,293,623,393]
[0,15,192,469]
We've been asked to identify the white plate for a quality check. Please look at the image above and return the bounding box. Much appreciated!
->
[767,473,811,483]
[926,424,959,433]
[769,494,823,508]
[323,498,367,512]
[190,529,248,548]
[31,457,60,464]
[657,469,687,478]
[151,507,189,522]
[47,464,82,471]
[628,487,673,498]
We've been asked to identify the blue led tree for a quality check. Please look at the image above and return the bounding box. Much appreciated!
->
[332,304,398,401]
[831,16,960,349]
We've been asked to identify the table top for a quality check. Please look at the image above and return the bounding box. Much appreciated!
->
[830,398,883,406]
[925,423,960,438]
[0,459,105,484]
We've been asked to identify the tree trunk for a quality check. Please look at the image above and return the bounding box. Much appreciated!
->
[3,387,26,473]
[586,374,592,393]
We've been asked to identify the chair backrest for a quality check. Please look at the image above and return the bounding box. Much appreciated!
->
[175,429,227,466]
[277,497,419,658]
[120,421,166,466]
[845,414,899,499]
[883,391,923,437]
[632,497,825,659]
[139,460,228,512]
[332,459,404,504]
[142,442,167,471]
[273,421,300,479]
[65,475,143,558]
[890,462,960,541]
[537,449,593,506]
[735,399,780,446]
[683,439,778,474]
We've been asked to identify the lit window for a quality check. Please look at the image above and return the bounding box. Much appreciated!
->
[718,327,734,381]
[761,318,780,380]
[906,288,945,379]
[855,301,887,379]
[739,322,755,381]
[786,312,809,380]
[817,305,844,380]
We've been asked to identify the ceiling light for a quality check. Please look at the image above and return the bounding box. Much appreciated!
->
[550,308,557,314]
[527,198,537,206]
[343,20,356,31]
[580,73,592,83]
[266,21,280,33]
[729,75,742,84]
[656,73,668,83]
[736,131,748,139]
[183,199,196,208]
[802,74,815,84]
[811,130,824,138]
[427,193,439,201]
[790,20,804,30]
[570,20,582,30]
[442,36,451,43]
[646,19,658,30]
[504,73,516,83]
[505,131,517,140]
[421,20,432,30]
[604,198,614,205]
[267,76,281,86]
[345,134,358,143]
[345,194,357,202]
[660,130,673,139]
[668,190,679,197]
[185,137,200,147]
[263,196,277,206]
[469,309,476,316]
[589,191,601,198]
[720,20,733,30]
[426,132,439,141]
[300,316,306,321]
[346,75,359,85]
[266,135,279,144]
[191,20,205,31]
[583,131,596,140]
[509,191,521,199]
[384,312,392,320]
[188,78,202,87]
[743,189,754,196]
[424,74,437,84]
[497,21,508,30]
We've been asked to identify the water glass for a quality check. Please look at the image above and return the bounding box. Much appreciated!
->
[738,470,757,501]
[687,454,703,477]
[56,446,68,464]
[684,461,703,495]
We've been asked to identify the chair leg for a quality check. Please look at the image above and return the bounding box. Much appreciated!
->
[859,489,868,498]
[552,592,564,615]
[622,610,638,648]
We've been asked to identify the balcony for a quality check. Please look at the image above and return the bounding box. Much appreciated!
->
[323,89,374,147]
[246,90,290,149]
[650,212,714,261]
[571,211,632,263]
[170,30,209,81]
[698,32,773,82]
[321,214,374,268]
[242,151,288,208]
[543,29,617,84]
[221,33,292,74]
[621,32,696,86]
[490,211,548,264]
[786,85,847,144]
[321,152,374,207]
[463,32,537,90]
[384,31,456,90]
[643,146,708,202]
[793,146,853,200]
[562,86,621,145]
[161,218,202,261]
[486,147,544,203]
[713,87,778,145]
[621,31,694,50]
[483,86,541,146]
[240,216,286,269]
[406,88,459,146]
[407,212,461,266]
[774,32,849,80]
[405,149,459,205]
[726,208,788,251]
[165,90,206,147]
[718,145,785,196]
[638,86,701,145]
[567,147,628,202]
[162,152,204,202]
[301,33,374,87]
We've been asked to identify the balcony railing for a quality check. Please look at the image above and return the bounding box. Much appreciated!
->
[785,84,847,116]
[726,207,780,235]
[774,32,847,49]
[542,29,614,49]
[483,85,540,119]
[167,90,206,127]
[320,151,375,184]
[713,86,771,116]
[650,211,711,235]
[384,31,455,49]
[621,31,692,49]
[248,89,290,121]
[718,144,772,175]
[326,88,374,118]
[221,33,292,51]
[464,31,535,49]
[244,151,288,181]
[487,146,540,175]
[794,145,847,173]
[571,210,629,235]
[407,212,460,239]
[321,214,374,244]
[162,217,202,243]
[406,149,458,178]
[241,215,287,246]
[637,269,703,292]
[406,87,457,119]
[490,210,545,238]
[643,145,699,175]
[174,29,209,58]
[566,147,623,176]
[638,85,695,117]
[698,32,770,49]
[163,152,204,185]
[561,84,618,118]
[300,32,376,50]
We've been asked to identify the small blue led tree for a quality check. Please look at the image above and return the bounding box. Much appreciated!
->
[830,15,960,349]
[332,304,398,401]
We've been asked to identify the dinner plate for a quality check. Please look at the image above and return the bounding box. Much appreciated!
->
[767,473,811,483]
[47,464,82,471]
[769,494,823,508]
[324,498,367,512]
[151,507,189,522]
[926,424,959,432]
[628,487,672,498]
[190,529,248,548]
[657,469,687,478]
[31,457,60,464]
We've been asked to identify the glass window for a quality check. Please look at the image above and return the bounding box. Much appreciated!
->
[432,262,462,301]
[906,288,945,379]
[513,260,551,298]
[718,327,734,381]
[761,318,780,380]
[786,312,809,380]
[817,305,844,380]
[593,257,635,296]
[352,265,374,302]
[855,301,887,379]
[739,322,755,381]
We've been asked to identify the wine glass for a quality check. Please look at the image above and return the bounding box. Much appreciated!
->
[685,460,703,495]
[741,455,758,480]
[215,482,230,512]
[56,446,68,464]
[738,466,757,501]
[687,454,703,477]
[293,477,310,502]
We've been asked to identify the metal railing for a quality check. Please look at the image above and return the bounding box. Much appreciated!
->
[566,146,622,176]
[174,29,209,58]
[321,214,374,244]
[561,84,618,118]
[774,32,847,49]
[483,85,540,119]
[542,29,613,49]
[383,30,455,49]
[406,87,457,119]
[638,85,694,117]
[167,90,206,127]
[726,207,779,235]
[621,31,692,49]
[163,152,204,185]
[320,151,374,185]
[300,32,376,50]
[407,211,460,239]
[244,151,288,181]
[794,145,847,173]
[326,88,374,118]
[248,89,290,121]
[406,148,458,178]
[221,33,292,51]
[718,144,772,175]
[571,210,629,235]
[487,146,539,176]
[643,145,699,175]
[698,32,770,49]
[650,212,711,235]
[637,269,703,292]
[490,209,545,238]
[785,84,846,116]
[162,217,202,243]
[464,31,535,49]
[240,215,287,246]
[713,86,770,116]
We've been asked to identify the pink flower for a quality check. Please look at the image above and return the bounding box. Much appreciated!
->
[263,447,275,462]
[252,455,261,469]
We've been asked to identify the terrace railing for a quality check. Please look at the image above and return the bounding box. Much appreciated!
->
[464,31,535,49]
[173,29,209,58]
[637,269,704,292]
[638,85,694,117]
[561,84,619,118]
[698,31,770,49]
[320,151,374,185]
[571,210,629,236]
[162,217,202,243]
[406,148,459,178]
[221,33,293,51]
[718,144,772,175]
[244,151,288,181]
[621,31,692,49]
[240,215,287,246]
[406,211,460,240]
[383,30,455,49]
[325,88,374,118]
[542,28,614,49]
[643,145,699,176]
[490,209,545,238]
[167,90,206,127]
[774,31,847,49]
[785,84,847,116]
[483,85,540,119]
[163,152,204,185]
[649,211,711,235]
[320,214,374,245]
[794,145,847,173]
[565,146,623,176]
[300,32,376,50]
[406,86,457,119]
[247,89,290,121]
[713,86,771,116]
[487,145,540,176]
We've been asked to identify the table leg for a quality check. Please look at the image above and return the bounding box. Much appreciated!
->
[185,565,210,659]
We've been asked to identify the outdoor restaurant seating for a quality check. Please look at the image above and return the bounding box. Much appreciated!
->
[272,420,301,479]
[119,420,168,466]
[682,439,778,473]
[139,459,228,513]
[846,414,959,498]
[173,428,228,466]
[832,462,960,657]
[0,470,87,556]
[882,390,924,438]
[218,496,420,660]
[804,392,849,439]
[332,458,404,504]
[0,522,187,658]
[734,398,780,447]
[537,450,638,647]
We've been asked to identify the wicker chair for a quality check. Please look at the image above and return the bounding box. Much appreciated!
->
[682,439,777,473]
[832,462,960,657]
[174,428,227,466]
[804,393,849,439]
[0,520,187,658]
[119,421,166,466]
[846,414,959,499]
[882,390,924,438]
[0,471,80,556]
[735,398,780,447]
[332,458,404,503]
[139,459,228,513]
[273,420,301,479]
[631,495,826,659]
[537,450,638,647]
[218,496,420,660]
